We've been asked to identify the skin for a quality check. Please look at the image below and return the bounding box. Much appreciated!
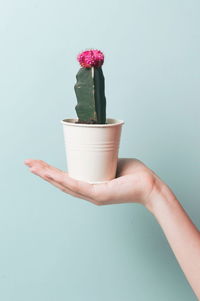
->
[24,158,200,299]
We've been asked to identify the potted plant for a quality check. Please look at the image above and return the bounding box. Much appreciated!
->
[61,49,124,184]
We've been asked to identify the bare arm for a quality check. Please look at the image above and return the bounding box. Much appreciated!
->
[25,158,200,298]
[146,177,200,299]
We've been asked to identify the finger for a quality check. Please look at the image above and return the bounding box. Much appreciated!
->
[116,158,143,177]
[41,175,97,204]
[24,159,98,202]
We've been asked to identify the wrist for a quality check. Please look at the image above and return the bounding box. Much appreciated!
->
[145,176,178,215]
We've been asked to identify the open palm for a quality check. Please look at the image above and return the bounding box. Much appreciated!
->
[24,158,157,206]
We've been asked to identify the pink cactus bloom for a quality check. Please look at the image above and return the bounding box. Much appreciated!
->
[77,49,104,68]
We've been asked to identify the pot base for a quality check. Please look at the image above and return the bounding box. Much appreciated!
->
[69,175,110,184]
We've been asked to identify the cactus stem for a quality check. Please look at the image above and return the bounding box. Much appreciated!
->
[74,50,106,124]
[91,66,94,78]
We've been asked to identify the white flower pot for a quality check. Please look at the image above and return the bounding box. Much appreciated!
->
[61,118,124,184]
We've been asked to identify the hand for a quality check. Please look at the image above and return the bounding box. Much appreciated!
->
[24,158,164,207]
[24,160,200,299]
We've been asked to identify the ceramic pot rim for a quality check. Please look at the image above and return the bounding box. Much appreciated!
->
[61,118,124,128]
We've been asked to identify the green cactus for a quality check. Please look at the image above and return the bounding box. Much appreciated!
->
[94,67,106,124]
[74,67,106,124]
[74,49,106,124]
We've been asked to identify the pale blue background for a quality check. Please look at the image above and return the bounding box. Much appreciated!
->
[0,0,199,300]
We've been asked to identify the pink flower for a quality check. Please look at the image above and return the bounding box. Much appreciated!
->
[77,49,104,68]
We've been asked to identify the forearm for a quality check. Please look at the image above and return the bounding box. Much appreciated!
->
[146,178,200,299]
